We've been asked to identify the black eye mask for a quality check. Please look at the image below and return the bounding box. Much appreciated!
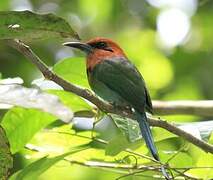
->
[90,42,113,52]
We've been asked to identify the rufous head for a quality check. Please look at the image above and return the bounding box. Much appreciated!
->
[63,37,127,69]
[64,37,127,59]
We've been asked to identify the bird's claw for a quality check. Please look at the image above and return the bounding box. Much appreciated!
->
[109,102,132,113]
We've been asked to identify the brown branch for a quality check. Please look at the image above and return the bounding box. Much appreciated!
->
[153,100,213,117]
[148,117,213,153]
[7,39,213,154]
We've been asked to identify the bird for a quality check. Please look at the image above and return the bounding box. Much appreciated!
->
[63,37,170,179]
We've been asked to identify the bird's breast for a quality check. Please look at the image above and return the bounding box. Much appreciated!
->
[87,65,128,106]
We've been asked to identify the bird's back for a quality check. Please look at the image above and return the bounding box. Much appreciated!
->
[87,57,152,113]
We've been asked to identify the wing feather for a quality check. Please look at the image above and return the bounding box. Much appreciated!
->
[91,58,152,112]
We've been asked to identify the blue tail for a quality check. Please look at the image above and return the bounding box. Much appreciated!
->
[135,111,170,180]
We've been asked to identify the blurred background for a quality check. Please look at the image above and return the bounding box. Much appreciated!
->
[0,0,213,179]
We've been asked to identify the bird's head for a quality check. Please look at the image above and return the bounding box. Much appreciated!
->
[63,37,127,69]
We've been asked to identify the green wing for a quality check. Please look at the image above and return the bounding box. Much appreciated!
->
[92,58,153,113]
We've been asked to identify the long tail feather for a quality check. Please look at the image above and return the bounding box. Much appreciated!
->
[135,111,170,180]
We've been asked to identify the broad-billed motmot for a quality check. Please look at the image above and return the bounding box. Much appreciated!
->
[64,37,170,179]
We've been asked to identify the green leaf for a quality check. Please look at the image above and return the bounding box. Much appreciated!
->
[0,83,73,122]
[1,107,57,153]
[0,10,79,40]
[111,114,141,142]
[0,1,9,11]
[0,125,13,180]
[47,90,91,112]
[168,151,193,168]
[209,132,213,144]
[152,128,176,142]
[105,133,130,156]
[188,151,213,179]
[9,145,88,180]
[53,57,89,88]
[111,114,176,143]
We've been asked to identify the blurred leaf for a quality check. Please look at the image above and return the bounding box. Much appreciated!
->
[110,114,141,142]
[210,132,213,144]
[0,77,23,85]
[0,10,79,40]
[47,90,92,112]
[0,83,73,122]
[1,107,57,153]
[141,52,173,90]
[32,78,63,90]
[188,151,213,179]
[53,57,89,88]
[9,145,88,180]
[164,79,202,101]
[0,0,9,11]
[79,0,112,24]
[194,11,213,50]
[105,133,130,156]
[0,125,13,180]
[118,30,173,91]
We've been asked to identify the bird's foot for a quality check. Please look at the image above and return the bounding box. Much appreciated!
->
[109,102,132,114]
[91,109,103,139]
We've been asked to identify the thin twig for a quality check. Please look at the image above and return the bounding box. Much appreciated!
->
[115,169,162,180]
[166,143,187,163]
[53,130,158,163]
[172,166,213,170]
[64,159,153,170]
[8,39,213,154]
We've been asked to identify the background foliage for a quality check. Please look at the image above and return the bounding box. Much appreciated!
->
[0,0,213,179]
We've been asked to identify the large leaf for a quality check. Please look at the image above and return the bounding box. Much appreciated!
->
[110,114,141,142]
[47,90,92,112]
[1,107,57,153]
[0,82,73,123]
[188,151,213,179]
[53,57,89,88]
[9,145,88,180]
[0,77,23,109]
[105,133,131,156]
[0,125,13,179]
[0,77,23,85]
[0,10,79,40]
[32,78,92,112]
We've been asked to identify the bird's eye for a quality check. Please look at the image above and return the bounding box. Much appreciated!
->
[90,41,113,52]
[96,42,107,49]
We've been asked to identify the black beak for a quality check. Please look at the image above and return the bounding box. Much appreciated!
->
[63,42,93,54]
